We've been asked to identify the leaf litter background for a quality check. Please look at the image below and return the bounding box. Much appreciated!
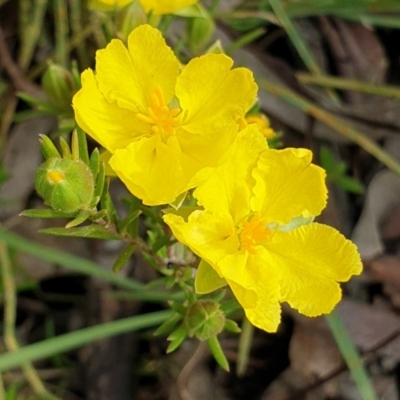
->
[3,0,400,399]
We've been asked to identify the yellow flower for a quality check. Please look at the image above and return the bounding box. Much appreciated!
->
[89,0,198,14]
[163,125,362,332]
[73,25,257,205]
[238,113,276,139]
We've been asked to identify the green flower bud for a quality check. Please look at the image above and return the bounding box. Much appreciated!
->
[42,63,75,114]
[185,299,225,341]
[35,158,95,214]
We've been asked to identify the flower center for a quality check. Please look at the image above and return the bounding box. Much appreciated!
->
[46,170,65,184]
[136,86,181,137]
[238,213,272,253]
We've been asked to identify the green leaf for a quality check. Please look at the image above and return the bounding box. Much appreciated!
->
[119,209,142,237]
[174,3,204,17]
[151,235,170,253]
[336,176,365,194]
[319,145,336,172]
[76,126,90,165]
[112,244,136,272]
[59,136,71,159]
[65,210,91,228]
[0,310,172,372]
[20,208,76,219]
[89,148,101,177]
[166,325,188,353]
[224,319,241,333]
[94,161,106,202]
[39,225,120,240]
[39,134,61,159]
[154,312,182,336]
[100,177,118,224]
[206,336,229,371]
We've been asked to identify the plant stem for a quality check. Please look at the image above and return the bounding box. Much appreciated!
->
[259,79,400,177]
[0,240,60,399]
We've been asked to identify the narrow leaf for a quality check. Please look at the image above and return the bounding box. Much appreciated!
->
[154,312,182,336]
[112,244,136,272]
[59,136,71,159]
[39,225,120,240]
[38,134,61,159]
[76,126,90,165]
[206,336,229,371]
[65,210,91,228]
[20,209,75,219]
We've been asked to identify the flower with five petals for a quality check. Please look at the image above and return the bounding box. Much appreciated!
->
[73,24,257,205]
[163,125,362,332]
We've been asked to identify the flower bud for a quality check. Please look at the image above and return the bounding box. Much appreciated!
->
[42,63,75,114]
[35,158,95,214]
[185,299,225,341]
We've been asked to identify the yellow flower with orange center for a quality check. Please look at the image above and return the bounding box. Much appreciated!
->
[73,25,257,205]
[163,125,362,332]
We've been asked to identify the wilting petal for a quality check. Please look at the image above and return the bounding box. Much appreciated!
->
[73,69,145,152]
[96,25,179,111]
[252,148,327,224]
[265,223,362,316]
[177,54,257,134]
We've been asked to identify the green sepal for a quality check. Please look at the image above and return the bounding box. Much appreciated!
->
[224,319,241,334]
[154,312,182,336]
[75,127,90,165]
[168,301,186,315]
[168,191,187,210]
[112,244,136,272]
[59,136,72,159]
[20,208,76,219]
[206,336,229,371]
[162,206,202,222]
[94,161,106,201]
[195,259,226,294]
[65,210,92,228]
[100,177,118,224]
[119,209,142,237]
[89,148,101,177]
[39,134,61,159]
[151,235,170,253]
[166,325,188,353]
[39,225,120,240]
[17,92,60,114]
[220,299,241,316]
[184,300,225,341]
[174,3,203,17]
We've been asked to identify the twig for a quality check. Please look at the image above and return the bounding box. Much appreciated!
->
[0,27,43,98]
[236,316,254,376]
[259,78,400,177]
[0,239,60,400]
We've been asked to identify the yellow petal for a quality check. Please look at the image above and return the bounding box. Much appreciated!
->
[109,135,187,205]
[73,69,144,152]
[163,211,239,267]
[96,25,179,111]
[140,0,198,14]
[177,122,238,182]
[177,54,257,134]
[100,150,117,176]
[195,259,227,294]
[194,125,267,223]
[217,250,282,332]
[89,0,131,10]
[265,223,362,316]
[252,148,327,224]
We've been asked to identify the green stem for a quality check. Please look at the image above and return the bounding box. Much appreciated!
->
[326,310,377,400]
[268,0,339,104]
[0,241,60,399]
[236,316,254,376]
[0,310,171,372]
[297,72,400,100]
[259,78,400,177]
[54,0,69,67]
